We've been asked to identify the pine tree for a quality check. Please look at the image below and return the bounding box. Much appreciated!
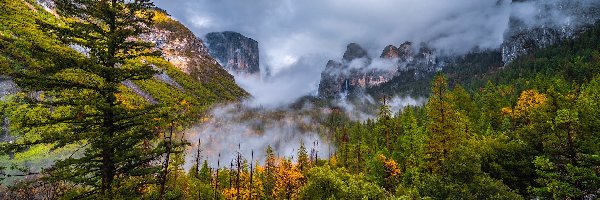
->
[264,145,276,198]
[2,0,165,198]
[425,74,464,173]
[297,140,309,172]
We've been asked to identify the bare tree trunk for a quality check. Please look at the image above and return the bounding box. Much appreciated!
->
[236,144,241,200]
[249,150,254,200]
[215,153,220,200]
[159,124,174,199]
[196,138,202,177]
[229,161,233,189]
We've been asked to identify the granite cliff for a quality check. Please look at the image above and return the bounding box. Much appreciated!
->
[205,31,260,76]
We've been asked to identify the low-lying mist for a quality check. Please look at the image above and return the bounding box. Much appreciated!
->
[184,102,332,169]
[164,0,600,169]
[183,92,425,169]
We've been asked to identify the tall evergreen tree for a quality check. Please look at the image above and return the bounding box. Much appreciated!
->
[424,74,464,173]
[297,140,309,172]
[264,145,276,198]
[2,0,165,198]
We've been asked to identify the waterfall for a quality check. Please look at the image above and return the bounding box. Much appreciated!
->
[345,79,349,93]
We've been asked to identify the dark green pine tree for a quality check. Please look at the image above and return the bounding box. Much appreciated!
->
[3,0,166,198]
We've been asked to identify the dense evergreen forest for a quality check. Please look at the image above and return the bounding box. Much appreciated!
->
[0,0,599,199]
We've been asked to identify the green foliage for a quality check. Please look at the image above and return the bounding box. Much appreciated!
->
[298,165,386,200]
[1,0,165,198]
[297,140,310,172]
[531,156,600,199]
[1,0,600,199]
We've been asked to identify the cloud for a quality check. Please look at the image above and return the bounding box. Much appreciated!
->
[155,0,600,167]
[154,0,599,107]
[184,103,331,169]
[155,0,509,86]
[234,55,325,108]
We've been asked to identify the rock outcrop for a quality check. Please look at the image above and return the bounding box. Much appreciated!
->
[502,0,600,64]
[0,76,17,142]
[140,11,248,99]
[205,31,260,76]
[0,76,18,100]
[140,12,244,90]
[318,42,440,98]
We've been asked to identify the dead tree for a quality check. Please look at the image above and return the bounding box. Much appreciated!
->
[249,150,254,200]
[215,153,220,200]
[195,138,202,177]
[230,161,233,189]
[236,144,241,200]
[159,122,174,199]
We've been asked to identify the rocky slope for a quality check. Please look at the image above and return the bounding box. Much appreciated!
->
[318,42,441,98]
[319,0,600,99]
[22,0,248,101]
[139,11,249,100]
[205,31,260,76]
[0,76,18,100]
[0,1,248,138]
[502,0,600,64]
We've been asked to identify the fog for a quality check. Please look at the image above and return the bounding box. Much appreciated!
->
[154,0,599,107]
[184,103,331,168]
[154,0,600,167]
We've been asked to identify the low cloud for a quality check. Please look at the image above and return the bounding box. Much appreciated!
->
[184,103,331,169]
[234,55,325,108]
[154,0,600,168]
[154,0,598,106]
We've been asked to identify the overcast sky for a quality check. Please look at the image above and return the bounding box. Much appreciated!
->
[155,0,512,71]
[152,0,597,106]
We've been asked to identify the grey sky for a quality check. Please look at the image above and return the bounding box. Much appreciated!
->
[152,0,600,168]
[153,0,597,107]
[154,0,511,73]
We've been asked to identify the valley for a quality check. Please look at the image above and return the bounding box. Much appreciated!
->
[1,0,600,199]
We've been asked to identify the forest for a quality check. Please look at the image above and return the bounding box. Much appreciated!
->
[1,0,600,199]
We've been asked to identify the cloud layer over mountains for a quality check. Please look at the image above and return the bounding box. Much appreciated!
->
[154,0,600,167]
[156,0,600,106]
[155,0,512,74]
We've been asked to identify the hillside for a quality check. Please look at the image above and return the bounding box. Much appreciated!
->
[0,0,247,195]
[0,0,599,199]
[0,0,247,117]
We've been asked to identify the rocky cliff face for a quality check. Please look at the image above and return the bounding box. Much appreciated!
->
[318,42,440,98]
[140,11,248,99]
[205,31,260,75]
[0,76,18,100]
[0,76,17,142]
[141,13,236,84]
[502,0,600,64]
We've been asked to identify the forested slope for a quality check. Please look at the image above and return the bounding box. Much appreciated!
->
[0,0,246,198]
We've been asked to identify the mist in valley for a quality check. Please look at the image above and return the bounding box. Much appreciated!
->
[159,0,600,167]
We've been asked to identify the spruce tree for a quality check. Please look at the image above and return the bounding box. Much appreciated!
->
[424,74,464,173]
[297,140,309,172]
[3,0,165,198]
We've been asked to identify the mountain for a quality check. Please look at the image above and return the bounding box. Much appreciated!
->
[318,42,441,98]
[501,0,600,64]
[205,31,260,76]
[0,1,248,141]
[319,0,600,100]
[143,12,249,100]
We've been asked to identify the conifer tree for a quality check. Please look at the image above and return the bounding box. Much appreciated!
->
[297,140,309,172]
[264,145,276,198]
[425,74,464,173]
[2,0,165,198]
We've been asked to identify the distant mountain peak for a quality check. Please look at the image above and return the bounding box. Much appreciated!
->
[380,45,400,59]
[343,43,370,62]
[205,31,260,76]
